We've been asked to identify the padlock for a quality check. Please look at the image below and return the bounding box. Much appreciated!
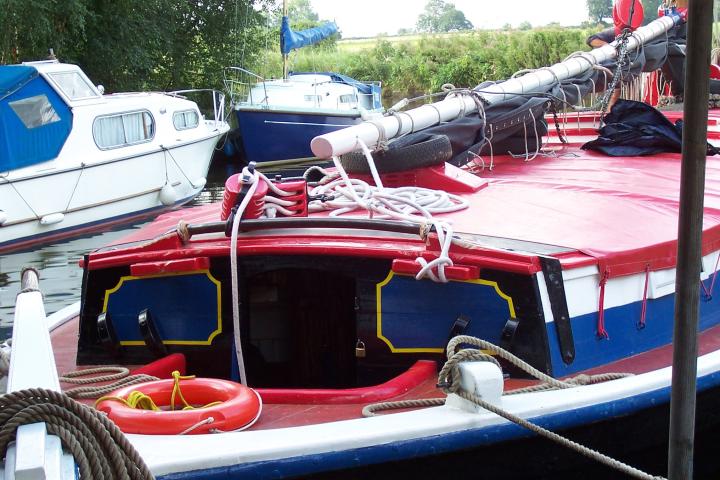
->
[355,340,366,358]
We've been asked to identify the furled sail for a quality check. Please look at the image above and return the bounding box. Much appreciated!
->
[280,16,338,55]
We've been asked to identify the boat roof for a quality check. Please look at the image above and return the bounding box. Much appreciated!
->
[98,109,720,281]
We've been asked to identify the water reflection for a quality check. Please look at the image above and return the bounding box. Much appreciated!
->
[0,158,326,339]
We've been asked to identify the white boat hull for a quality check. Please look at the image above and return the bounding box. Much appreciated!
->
[0,133,220,251]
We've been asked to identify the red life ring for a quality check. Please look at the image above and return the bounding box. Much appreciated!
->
[96,377,262,435]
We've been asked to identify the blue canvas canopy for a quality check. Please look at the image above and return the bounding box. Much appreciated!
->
[280,16,338,55]
[0,65,36,100]
[0,65,72,171]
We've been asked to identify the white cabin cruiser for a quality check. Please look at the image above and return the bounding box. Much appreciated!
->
[0,60,229,252]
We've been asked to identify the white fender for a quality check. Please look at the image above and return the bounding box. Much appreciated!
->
[39,213,65,225]
[159,183,177,206]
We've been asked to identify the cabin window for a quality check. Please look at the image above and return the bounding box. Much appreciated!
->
[339,94,357,104]
[303,95,321,105]
[47,72,98,100]
[9,95,61,129]
[173,109,199,130]
[93,110,155,149]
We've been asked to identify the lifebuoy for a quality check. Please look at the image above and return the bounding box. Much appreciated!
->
[96,376,262,435]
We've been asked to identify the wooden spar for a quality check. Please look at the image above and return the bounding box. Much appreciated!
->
[310,15,681,159]
[668,1,713,478]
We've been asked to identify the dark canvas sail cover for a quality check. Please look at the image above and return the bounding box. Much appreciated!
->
[280,16,338,55]
[582,99,720,156]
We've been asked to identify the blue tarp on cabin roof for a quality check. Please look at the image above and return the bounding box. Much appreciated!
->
[0,65,72,171]
[0,65,37,100]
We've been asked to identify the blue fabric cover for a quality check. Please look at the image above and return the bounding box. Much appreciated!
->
[582,100,719,156]
[280,16,338,55]
[0,68,72,170]
[0,65,37,100]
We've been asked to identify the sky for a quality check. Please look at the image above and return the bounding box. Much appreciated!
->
[310,0,590,38]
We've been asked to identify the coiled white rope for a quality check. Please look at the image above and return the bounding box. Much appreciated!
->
[307,139,469,282]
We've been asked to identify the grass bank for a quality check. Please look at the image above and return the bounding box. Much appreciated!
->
[251,28,595,106]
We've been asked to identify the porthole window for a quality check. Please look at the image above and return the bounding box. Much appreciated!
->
[93,110,154,149]
[173,109,199,130]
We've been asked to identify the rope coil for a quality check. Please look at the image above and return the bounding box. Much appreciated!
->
[59,366,159,400]
[0,388,154,479]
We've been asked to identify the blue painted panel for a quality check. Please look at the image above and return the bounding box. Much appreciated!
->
[548,282,720,376]
[378,274,514,351]
[234,109,360,163]
[104,273,220,344]
[0,74,72,170]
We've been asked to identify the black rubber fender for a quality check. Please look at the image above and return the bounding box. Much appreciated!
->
[339,134,452,174]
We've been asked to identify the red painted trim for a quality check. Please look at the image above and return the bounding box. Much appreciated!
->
[87,234,544,275]
[257,360,437,404]
[131,353,187,378]
[392,259,480,281]
[130,257,210,276]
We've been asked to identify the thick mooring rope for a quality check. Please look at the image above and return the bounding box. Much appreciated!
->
[60,366,159,400]
[363,335,662,480]
[0,388,154,479]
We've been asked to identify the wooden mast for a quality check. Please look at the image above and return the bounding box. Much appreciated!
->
[282,0,289,80]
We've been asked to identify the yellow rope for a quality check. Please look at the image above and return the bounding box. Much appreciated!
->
[95,390,161,411]
[96,370,222,411]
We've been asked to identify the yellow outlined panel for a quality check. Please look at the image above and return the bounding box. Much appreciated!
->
[102,269,222,346]
[376,271,516,353]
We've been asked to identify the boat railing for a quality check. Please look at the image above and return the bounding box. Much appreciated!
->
[224,66,270,108]
[166,88,228,128]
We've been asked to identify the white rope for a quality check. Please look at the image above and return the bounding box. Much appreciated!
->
[209,389,264,433]
[230,165,260,385]
[306,141,468,282]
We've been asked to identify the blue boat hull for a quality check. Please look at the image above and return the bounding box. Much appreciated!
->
[233,109,362,164]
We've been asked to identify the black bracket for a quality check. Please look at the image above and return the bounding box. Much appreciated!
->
[540,257,575,365]
[138,308,168,358]
[445,314,471,352]
[96,312,121,358]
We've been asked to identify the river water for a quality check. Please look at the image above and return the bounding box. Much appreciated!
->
[0,159,316,340]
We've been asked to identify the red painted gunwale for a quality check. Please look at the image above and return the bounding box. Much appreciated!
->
[52,315,720,430]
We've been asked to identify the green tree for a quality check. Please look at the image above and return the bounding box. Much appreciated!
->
[288,0,319,23]
[586,0,612,23]
[77,0,268,92]
[0,0,270,94]
[641,0,663,24]
[518,21,532,31]
[0,0,89,64]
[417,0,473,33]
